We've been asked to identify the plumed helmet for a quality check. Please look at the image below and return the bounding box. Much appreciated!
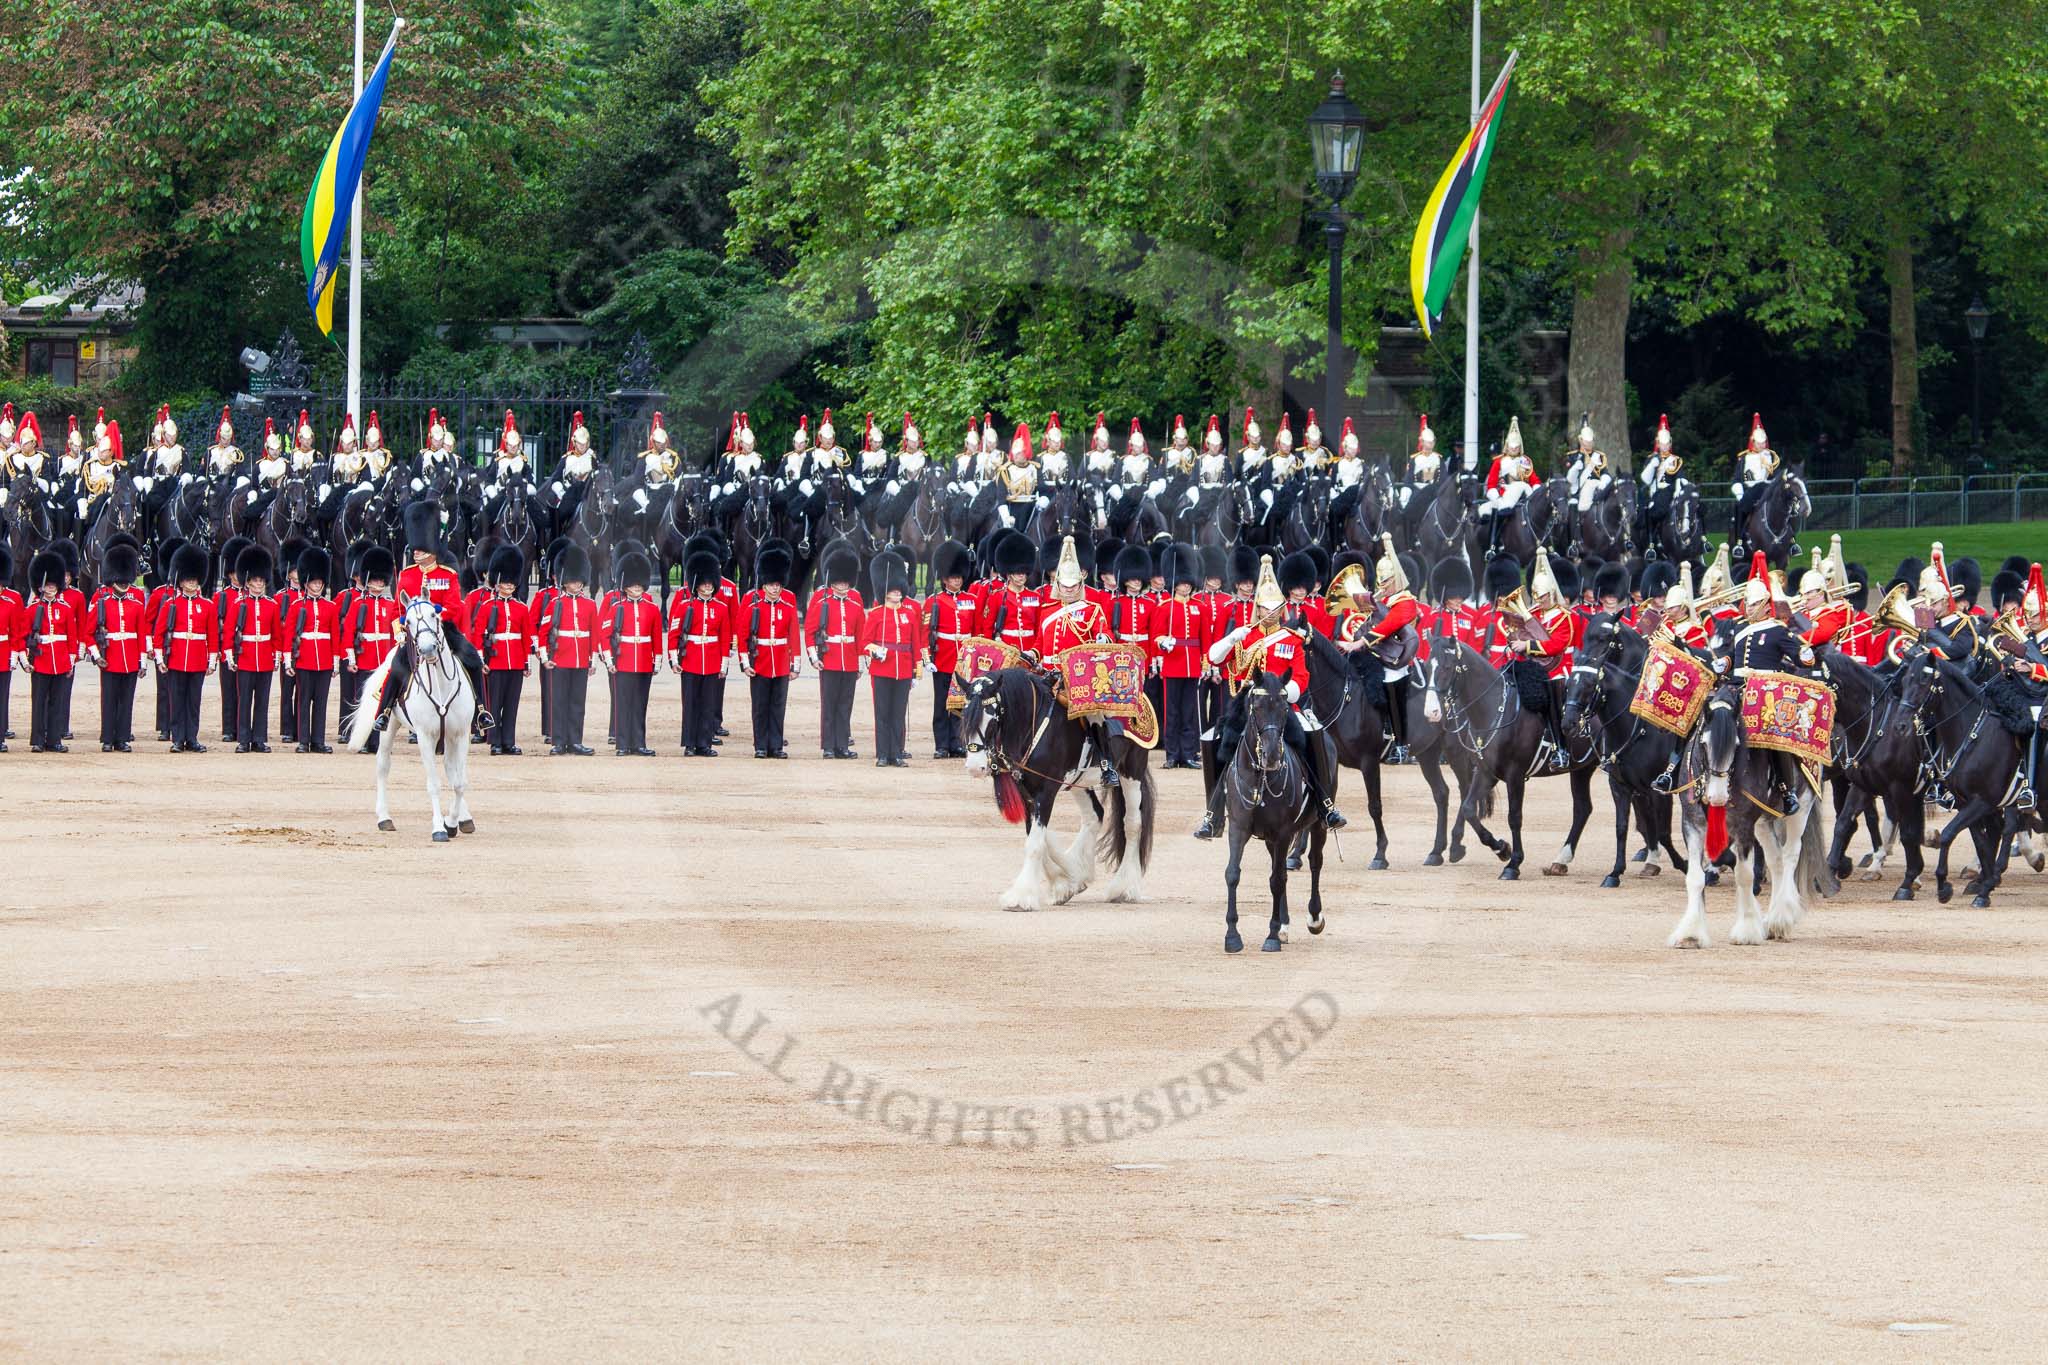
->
[105,543,142,585]
[1229,543,1260,588]
[1417,412,1436,450]
[931,539,971,583]
[651,411,672,449]
[1273,413,1293,451]
[1951,555,1982,606]
[360,545,397,584]
[1169,541,1201,590]
[263,418,282,453]
[489,546,525,587]
[29,551,65,593]
[216,535,252,582]
[298,547,331,586]
[1748,412,1769,450]
[818,407,837,444]
[1304,408,1322,446]
[427,407,446,443]
[1200,543,1227,584]
[756,544,794,588]
[171,543,209,587]
[1653,413,1674,453]
[994,531,1036,578]
[1242,406,1260,447]
[1113,543,1152,588]
[1594,561,1632,603]
[237,545,275,587]
[617,550,652,591]
[1340,416,1359,457]
[1203,414,1224,450]
[1576,411,1596,446]
[823,544,860,587]
[1639,560,1679,601]
[1485,553,1525,601]
[556,544,593,587]
[498,409,521,454]
[1278,550,1319,596]
[403,500,442,553]
[1431,555,1475,603]
[1503,416,1525,456]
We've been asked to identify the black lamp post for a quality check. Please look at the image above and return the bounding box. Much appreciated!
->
[1964,297,1990,468]
[1307,73,1367,440]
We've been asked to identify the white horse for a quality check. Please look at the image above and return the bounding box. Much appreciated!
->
[345,595,476,842]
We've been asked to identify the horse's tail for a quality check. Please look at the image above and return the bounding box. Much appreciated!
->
[345,652,396,753]
[1133,758,1156,871]
[1098,781,1127,868]
[1476,777,1496,822]
[1798,780,1840,901]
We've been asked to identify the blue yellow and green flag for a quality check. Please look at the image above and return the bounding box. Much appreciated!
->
[300,21,401,337]
[1409,50,1518,339]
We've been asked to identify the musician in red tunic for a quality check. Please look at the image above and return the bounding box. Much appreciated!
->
[976,531,1042,656]
[1033,536,1124,790]
[1335,535,1422,760]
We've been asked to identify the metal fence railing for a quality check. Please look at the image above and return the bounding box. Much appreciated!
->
[1701,473,2048,534]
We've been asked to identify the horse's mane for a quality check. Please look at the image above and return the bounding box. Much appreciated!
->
[1818,645,1887,699]
[991,666,1054,760]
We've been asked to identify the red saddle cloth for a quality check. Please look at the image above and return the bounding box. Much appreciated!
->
[1053,642,1149,721]
[1739,670,1835,764]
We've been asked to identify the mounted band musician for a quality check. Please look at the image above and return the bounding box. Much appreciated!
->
[1331,534,1421,762]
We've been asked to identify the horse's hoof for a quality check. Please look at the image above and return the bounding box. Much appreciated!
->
[1368,856,1388,871]
[1286,855,1302,871]
[1936,882,1953,904]
[1639,864,1661,878]
[458,819,476,834]
[1422,852,1444,867]
[1261,936,1282,953]
[1857,867,1883,882]
[432,830,450,843]
[1449,845,1467,864]
[1630,847,1648,862]
[376,819,396,832]
[1703,871,1721,887]
[1971,893,1992,908]
[1600,873,1621,889]
[1224,933,1243,954]
[1543,862,1569,877]
[1498,866,1519,882]
[1892,886,1913,901]
[1308,914,1325,935]
[1491,844,1510,864]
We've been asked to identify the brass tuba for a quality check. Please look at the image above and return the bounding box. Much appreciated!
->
[1874,582,1924,641]
[1326,562,1369,619]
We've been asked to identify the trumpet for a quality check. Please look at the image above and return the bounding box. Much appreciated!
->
[1991,605,2029,651]
[1326,563,1369,619]
[1874,582,1925,641]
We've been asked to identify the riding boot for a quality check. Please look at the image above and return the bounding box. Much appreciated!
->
[1193,736,1220,839]
[1651,744,1683,794]
[372,653,415,735]
[1484,512,1503,560]
[1388,678,1411,762]
[1091,722,1120,788]
[2021,730,2042,813]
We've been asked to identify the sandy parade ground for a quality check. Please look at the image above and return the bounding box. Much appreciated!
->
[6,666,2048,1360]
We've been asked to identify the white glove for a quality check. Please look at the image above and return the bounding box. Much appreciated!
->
[1159,635,1177,650]
[798,479,814,497]
[632,488,649,509]
[1258,490,1274,510]
[805,650,821,670]
[867,643,886,659]
[409,477,425,492]
[551,481,566,498]
[1146,478,1167,499]
[1183,488,1200,509]
[885,480,901,497]
[317,483,332,501]
[1284,679,1302,704]
[1729,482,1743,498]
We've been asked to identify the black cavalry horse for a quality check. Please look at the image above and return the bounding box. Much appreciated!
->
[1817,646,1926,901]
[1219,677,1329,953]
[1561,616,1690,887]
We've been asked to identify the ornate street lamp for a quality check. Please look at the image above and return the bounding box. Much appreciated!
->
[1307,73,1368,438]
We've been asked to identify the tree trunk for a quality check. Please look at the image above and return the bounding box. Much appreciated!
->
[1887,234,1918,477]
[1566,231,1635,475]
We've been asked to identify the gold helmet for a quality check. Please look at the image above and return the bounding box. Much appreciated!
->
[1742,549,1782,621]
[1503,415,1525,457]
[1374,532,1404,594]
[1253,554,1284,611]
[1665,560,1696,615]
[1053,535,1086,591]
[1698,540,1733,602]
[1798,545,1828,597]
[1530,544,1564,609]
[1918,540,1952,606]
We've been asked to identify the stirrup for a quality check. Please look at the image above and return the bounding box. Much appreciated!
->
[2019,785,2038,813]
[1099,764,1121,788]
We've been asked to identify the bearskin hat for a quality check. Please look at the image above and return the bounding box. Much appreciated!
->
[2000,554,2031,580]
[1169,542,1201,590]
[1951,555,1982,606]
[1093,537,1124,580]
[1992,569,2025,609]
[1036,537,1064,583]
[1149,539,1174,581]
[931,538,971,584]
[685,551,721,593]
[51,537,79,575]
[215,536,252,582]
[1843,562,1870,612]
[1113,543,1153,588]
[1305,544,1333,590]
[1485,553,1525,601]
[106,546,143,587]
[1889,556,1923,594]
[1431,555,1475,604]
[617,550,652,591]
[361,545,397,584]
[756,543,794,588]
[540,536,572,580]
[822,544,861,587]
[1331,547,1369,587]
[1593,561,1632,603]
[556,543,593,587]
[237,545,274,588]
[403,500,441,553]
[279,536,308,577]
[489,546,525,588]
[458,563,480,596]
[1551,555,1582,603]
[1228,543,1260,589]
[30,550,65,593]
[1200,543,1227,585]
[106,531,142,556]
[875,551,911,599]
[298,546,331,587]
[994,532,1036,579]
[1398,552,1423,598]
[1278,550,1319,596]
[155,537,186,584]
[170,543,209,588]
[345,540,372,581]
[1639,560,1679,600]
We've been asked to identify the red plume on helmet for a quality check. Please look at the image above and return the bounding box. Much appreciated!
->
[13,411,39,449]
[1011,420,1034,461]
[105,419,124,465]
[1243,406,1255,440]
[1205,413,1221,442]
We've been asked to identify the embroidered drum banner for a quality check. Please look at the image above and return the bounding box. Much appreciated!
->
[949,637,1022,710]
[1628,641,1711,737]
[1053,642,1149,721]
[1740,669,1835,764]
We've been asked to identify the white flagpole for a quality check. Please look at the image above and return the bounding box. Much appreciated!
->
[1462,0,1481,472]
[347,0,365,431]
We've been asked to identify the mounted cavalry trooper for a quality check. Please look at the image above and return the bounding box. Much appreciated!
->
[242,418,288,517]
[1116,416,1156,498]
[1563,413,1610,513]
[1196,552,1343,837]
[1081,411,1116,481]
[286,407,322,481]
[1297,409,1331,476]
[1037,411,1070,484]
[995,419,1040,533]
[715,410,765,489]
[856,410,892,485]
[367,499,493,735]
[135,404,191,523]
[1327,416,1368,528]
[1918,541,1983,660]
[1196,413,1230,488]
[480,409,539,528]
[204,406,244,483]
[1161,413,1196,484]
[1335,534,1422,761]
[316,413,366,538]
[410,407,462,492]
[950,414,983,486]
[870,411,930,534]
[1727,412,1779,553]
[359,410,395,485]
[782,413,816,483]
[7,412,52,491]
[78,418,125,527]
[0,401,14,460]
[545,409,600,536]
[1399,412,1442,513]
[1236,406,1269,483]
[1636,412,1686,555]
[810,407,849,474]
[1794,535,1857,650]
[632,410,682,527]
[1480,416,1540,558]
[1264,413,1301,525]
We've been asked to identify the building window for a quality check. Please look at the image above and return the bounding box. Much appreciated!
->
[25,339,78,387]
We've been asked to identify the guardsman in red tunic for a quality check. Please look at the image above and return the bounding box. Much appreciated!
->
[142,539,186,742]
[1425,556,1487,656]
[530,536,569,743]
[975,531,1042,657]
[1274,550,1334,639]
[740,542,801,759]
[805,546,868,760]
[470,547,532,755]
[274,536,306,743]
[669,551,730,757]
[341,546,402,717]
[1107,541,1155,667]
[211,534,252,743]
[923,538,976,758]
[861,551,927,766]
[1151,544,1208,768]
[153,543,218,751]
[0,546,20,749]
[225,546,279,752]
[89,542,148,751]
[599,550,662,756]
[540,544,598,755]
[1514,549,1576,769]
[375,500,490,732]
[283,547,342,752]
[23,551,78,752]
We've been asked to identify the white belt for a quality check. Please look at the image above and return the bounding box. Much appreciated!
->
[363,632,391,642]
[826,634,854,643]
[685,634,718,644]
[935,631,966,641]
[240,634,271,643]
[622,634,653,644]
[1117,633,1146,642]
[756,637,788,646]
[559,630,589,638]
[302,631,330,640]
[106,631,137,641]
[172,631,206,641]
[491,632,524,642]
